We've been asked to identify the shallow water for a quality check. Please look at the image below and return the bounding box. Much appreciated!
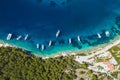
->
[0,0,120,56]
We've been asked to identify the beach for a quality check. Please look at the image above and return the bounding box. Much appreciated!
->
[0,42,13,47]
[0,34,120,59]
[0,0,120,56]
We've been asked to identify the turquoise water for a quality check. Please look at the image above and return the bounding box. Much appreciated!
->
[0,0,120,56]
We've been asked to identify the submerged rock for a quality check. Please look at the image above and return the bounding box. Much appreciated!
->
[50,1,57,7]
[36,0,42,3]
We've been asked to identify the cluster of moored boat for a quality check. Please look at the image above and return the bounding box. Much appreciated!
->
[97,30,110,39]
[7,33,29,41]
[6,30,110,51]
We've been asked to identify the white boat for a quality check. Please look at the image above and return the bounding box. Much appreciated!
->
[41,44,45,51]
[105,31,110,37]
[16,35,22,40]
[69,38,71,44]
[77,35,81,42]
[7,33,12,40]
[48,40,52,47]
[24,34,28,40]
[56,30,60,38]
[36,43,39,49]
[97,33,101,38]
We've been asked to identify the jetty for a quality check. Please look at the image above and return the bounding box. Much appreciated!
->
[16,35,22,40]
[24,34,29,40]
[56,30,60,38]
[7,33,12,40]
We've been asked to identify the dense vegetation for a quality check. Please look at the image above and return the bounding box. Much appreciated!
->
[109,46,120,64]
[0,47,79,80]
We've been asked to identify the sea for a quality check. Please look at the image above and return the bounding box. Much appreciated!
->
[0,0,120,56]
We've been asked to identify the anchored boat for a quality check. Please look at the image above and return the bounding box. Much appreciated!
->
[7,33,12,40]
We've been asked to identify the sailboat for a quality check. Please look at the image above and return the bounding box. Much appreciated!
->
[36,44,39,49]
[77,35,81,42]
[69,38,72,44]
[41,44,45,51]
[97,33,101,38]
[56,30,60,38]
[105,31,110,37]
[16,35,22,40]
[48,40,52,47]
[24,34,28,40]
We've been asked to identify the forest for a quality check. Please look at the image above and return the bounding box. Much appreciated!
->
[0,47,79,80]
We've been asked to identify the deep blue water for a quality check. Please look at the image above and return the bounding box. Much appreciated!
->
[0,0,120,56]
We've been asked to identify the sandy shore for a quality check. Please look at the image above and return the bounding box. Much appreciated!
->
[0,42,13,47]
[43,35,120,59]
[1,35,120,59]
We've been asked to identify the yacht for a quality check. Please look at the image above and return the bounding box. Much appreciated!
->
[41,44,45,51]
[105,31,110,37]
[56,30,60,38]
[16,35,22,40]
[24,34,28,40]
[69,38,71,44]
[77,35,81,42]
[7,33,12,40]
[97,33,101,38]
[48,40,52,47]
[36,44,39,49]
